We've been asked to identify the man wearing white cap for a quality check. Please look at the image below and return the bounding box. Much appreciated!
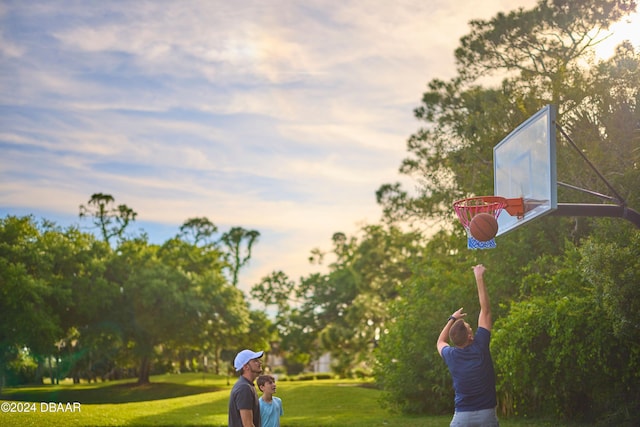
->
[228,349,264,427]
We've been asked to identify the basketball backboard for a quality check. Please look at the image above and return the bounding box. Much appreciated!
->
[494,104,557,236]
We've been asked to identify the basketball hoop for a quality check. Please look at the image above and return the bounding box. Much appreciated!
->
[453,196,522,249]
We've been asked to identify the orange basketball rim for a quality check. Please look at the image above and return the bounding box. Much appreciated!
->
[453,196,524,249]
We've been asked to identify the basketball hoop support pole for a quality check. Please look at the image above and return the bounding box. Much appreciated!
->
[553,123,640,229]
[555,124,627,206]
[550,204,640,228]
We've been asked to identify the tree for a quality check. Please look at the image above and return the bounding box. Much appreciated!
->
[178,217,218,246]
[579,232,640,342]
[559,40,640,209]
[455,0,636,84]
[373,0,640,420]
[220,227,260,287]
[280,225,423,377]
[492,236,640,422]
[229,310,275,366]
[377,0,638,224]
[0,216,107,388]
[0,207,268,387]
[0,224,59,389]
[157,236,249,375]
[252,270,296,311]
[79,193,137,245]
[104,237,200,385]
[195,271,252,375]
[35,222,114,384]
[374,231,478,414]
[163,217,227,292]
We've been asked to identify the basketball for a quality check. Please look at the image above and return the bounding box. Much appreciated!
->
[469,213,499,241]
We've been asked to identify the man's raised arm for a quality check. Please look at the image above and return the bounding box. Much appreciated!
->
[474,264,492,331]
[437,307,466,355]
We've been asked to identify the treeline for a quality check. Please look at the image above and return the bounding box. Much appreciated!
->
[0,195,269,388]
[0,200,423,389]
[2,0,640,425]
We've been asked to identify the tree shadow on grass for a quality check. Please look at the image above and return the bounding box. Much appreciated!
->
[130,400,225,427]
[0,382,223,404]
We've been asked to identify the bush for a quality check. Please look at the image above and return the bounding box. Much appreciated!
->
[296,374,316,381]
[314,373,333,380]
[374,253,469,415]
[493,239,640,424]
[4,360,40,386]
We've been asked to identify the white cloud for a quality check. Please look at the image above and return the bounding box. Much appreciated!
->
[2,0,542,295]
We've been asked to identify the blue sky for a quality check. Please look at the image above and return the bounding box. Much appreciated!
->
[2,0,636,297]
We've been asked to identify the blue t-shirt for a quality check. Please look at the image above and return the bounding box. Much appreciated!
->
[441,327,497,411]
[259,396,283,427]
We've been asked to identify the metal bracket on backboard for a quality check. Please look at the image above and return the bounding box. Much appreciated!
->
[504,197,525,218]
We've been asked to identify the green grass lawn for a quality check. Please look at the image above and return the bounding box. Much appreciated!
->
[1,373,564,426]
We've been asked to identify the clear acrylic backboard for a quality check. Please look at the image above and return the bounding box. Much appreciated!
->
[494,105,558,236]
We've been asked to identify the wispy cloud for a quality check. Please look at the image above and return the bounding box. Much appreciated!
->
[1,0,541,294]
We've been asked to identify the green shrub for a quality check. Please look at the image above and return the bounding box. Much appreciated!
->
[313,373,333,380]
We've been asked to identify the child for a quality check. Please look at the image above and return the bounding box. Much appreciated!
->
[257,374,283,427]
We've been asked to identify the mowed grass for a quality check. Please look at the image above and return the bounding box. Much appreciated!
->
[1,373,563,426]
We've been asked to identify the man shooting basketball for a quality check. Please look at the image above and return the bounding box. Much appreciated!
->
[437,264,499,427]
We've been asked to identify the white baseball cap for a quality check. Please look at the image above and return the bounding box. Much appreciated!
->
[233,349,264,371]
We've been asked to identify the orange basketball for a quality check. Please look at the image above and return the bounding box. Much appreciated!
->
[469,213,499,242]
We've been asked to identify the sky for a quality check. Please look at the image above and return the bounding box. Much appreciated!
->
[1,0,638,297]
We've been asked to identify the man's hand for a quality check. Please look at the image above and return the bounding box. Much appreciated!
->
[239,409,255,427]
[451,307,466,321]
[473,264,486,279]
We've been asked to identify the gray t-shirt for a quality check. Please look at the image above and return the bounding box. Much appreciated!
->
[228,375,260,427]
